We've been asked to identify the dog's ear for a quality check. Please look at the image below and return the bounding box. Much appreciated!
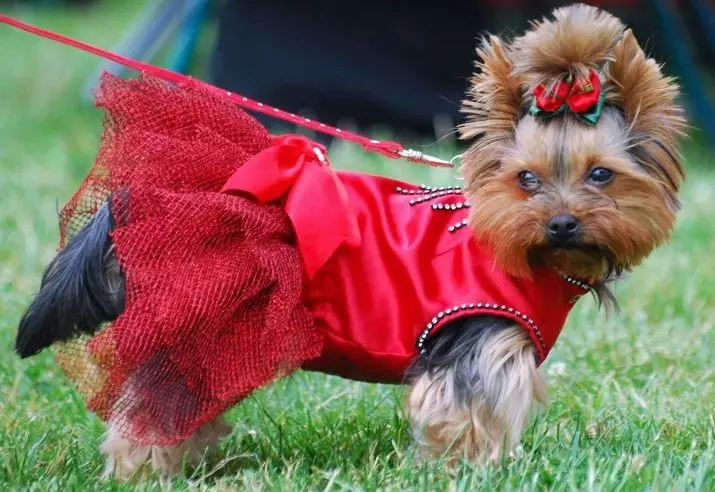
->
[458,35,521,181]
[459,35,521,141]
[607,29,687,192]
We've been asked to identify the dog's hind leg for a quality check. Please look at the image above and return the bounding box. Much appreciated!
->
[405,316,546,463]
[99,357,233,481]
[101,414,232,481]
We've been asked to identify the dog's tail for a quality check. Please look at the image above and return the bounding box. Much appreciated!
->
[16,201,125,358]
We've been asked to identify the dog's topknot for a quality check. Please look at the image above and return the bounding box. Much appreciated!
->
[510,4,625,89]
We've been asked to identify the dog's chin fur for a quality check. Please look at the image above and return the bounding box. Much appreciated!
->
[14,3,687,481]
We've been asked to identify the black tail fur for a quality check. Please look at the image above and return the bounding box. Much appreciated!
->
[15,202,126,358]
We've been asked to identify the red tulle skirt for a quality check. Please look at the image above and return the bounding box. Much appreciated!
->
[56,73,322,445]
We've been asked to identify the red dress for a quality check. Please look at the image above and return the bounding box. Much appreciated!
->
[57,74,587,446]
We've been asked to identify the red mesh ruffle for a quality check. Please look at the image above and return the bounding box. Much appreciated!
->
[55,73,321,445]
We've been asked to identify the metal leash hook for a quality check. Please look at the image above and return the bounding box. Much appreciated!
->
[398,149,455,168]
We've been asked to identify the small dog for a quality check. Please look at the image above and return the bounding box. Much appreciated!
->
[16,4,685,480]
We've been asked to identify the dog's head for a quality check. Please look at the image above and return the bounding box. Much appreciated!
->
[459,4,686,283]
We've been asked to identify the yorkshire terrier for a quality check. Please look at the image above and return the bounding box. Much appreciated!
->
[15,3,685,481]
[408,3,685,461]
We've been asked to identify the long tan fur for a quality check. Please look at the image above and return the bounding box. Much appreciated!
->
[607,29,687,194]
[459,36,523,188]
[406,325,545,462]
[511,4,624,89]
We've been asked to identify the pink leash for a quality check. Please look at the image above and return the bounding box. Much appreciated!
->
[0,14,454,168]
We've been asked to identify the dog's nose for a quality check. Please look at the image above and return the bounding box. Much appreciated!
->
[547,214,581,245]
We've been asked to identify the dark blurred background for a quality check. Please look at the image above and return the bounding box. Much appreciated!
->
[4,0,715,144]
[209,0,715,142]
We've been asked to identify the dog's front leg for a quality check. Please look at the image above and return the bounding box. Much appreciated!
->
[406,316,546,463]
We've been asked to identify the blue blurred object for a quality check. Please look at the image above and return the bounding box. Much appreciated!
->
[81,0,209,103]
[167,0,210,75]
[692,0,715,55]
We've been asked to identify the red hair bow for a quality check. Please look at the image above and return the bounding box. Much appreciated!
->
[530,69,605,126]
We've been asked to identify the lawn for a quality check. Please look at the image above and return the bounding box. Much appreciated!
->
[1,2,714,491]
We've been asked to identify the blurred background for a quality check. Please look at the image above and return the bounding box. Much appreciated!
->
[2,0,715,148]
[2,3,715,488]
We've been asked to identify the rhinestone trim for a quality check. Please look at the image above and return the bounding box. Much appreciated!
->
[561,275,591,291]
[395,184,470,215]
[395,185,462,196]
[419,184,462,193]
[407,191,464,205]
[448,218,469,233]
[431,201,470,211]
[416,302,546,354]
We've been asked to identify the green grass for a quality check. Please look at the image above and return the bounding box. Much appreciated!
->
[1,2,715,490]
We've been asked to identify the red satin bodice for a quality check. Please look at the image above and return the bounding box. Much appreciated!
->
[224,135,588,385]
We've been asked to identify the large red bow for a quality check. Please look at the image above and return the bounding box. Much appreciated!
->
[222,134,361,279]
[533,69,602,115]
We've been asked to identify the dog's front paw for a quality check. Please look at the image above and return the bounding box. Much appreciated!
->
[406,322,545,465]
[407,372,507,464]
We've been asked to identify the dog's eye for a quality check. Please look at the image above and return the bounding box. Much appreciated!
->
[587,167,614,185]
[518,171,540,191]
